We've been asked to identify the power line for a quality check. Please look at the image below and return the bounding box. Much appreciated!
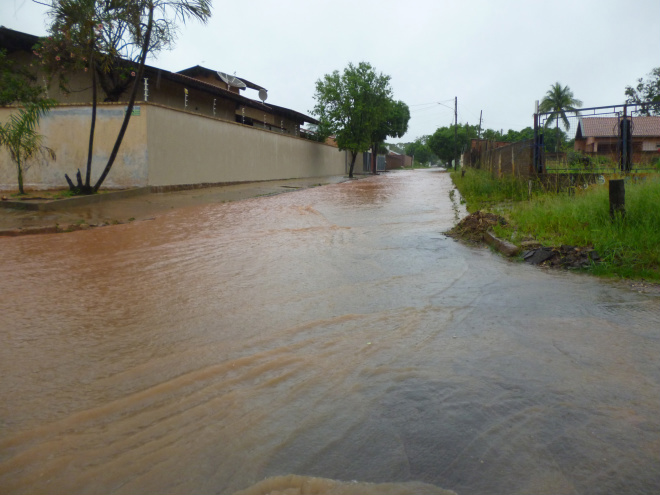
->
[409,98,454,106]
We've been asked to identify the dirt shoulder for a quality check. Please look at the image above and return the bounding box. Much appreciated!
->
[0,175,356,236]
[446,210,660,294]
[447,210,600,269]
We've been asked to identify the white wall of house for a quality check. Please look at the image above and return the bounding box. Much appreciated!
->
[145,104,346,186]
[0,104,148,191]
[0,102,347,191]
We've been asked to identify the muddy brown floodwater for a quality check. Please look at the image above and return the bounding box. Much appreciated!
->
[1,169,659,495]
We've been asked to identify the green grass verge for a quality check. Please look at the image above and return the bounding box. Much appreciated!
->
[451,168,660,280]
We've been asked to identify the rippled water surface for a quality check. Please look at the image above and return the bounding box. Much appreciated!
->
[1,170,659,495]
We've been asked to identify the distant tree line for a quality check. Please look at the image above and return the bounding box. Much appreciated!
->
[388,125,562,167]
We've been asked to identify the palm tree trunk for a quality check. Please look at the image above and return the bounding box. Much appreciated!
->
[92,3,153,193]
[16,156,24,195]
[84,43,97,192]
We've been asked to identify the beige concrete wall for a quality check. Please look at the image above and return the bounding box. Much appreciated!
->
[0,104,148,190]
[1,102,346,191]
[145,104,346,186]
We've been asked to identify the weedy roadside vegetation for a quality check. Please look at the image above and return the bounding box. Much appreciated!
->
[451,168,660,280]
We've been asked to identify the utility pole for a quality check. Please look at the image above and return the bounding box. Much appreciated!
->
[533,100,540,173]
[454,96,458,170]
[478,110,482,139]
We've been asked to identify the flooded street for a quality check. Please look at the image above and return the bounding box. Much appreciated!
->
[1,169,659,495]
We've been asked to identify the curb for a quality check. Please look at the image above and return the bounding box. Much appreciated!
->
[483,231,520,257]
[0,187,151,211]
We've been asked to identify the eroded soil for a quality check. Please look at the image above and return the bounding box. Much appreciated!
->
[446,211,600,270]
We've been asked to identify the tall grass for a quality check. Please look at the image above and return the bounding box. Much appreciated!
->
[451,168,660,280]
[450,168,529,208]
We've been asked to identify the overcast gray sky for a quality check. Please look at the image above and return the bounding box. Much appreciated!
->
[2,0,659,142]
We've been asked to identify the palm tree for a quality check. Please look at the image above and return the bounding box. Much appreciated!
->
[539,82,582,152]
[0,100,56,194]
[41,0,212,193]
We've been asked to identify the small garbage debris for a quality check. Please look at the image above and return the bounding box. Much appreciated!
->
[523,245,600,269]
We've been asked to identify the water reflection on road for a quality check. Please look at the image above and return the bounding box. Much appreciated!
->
[1,170,658,495]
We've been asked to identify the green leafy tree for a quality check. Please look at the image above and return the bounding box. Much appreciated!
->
[541,127,568,153]
[404,137,435,165]
[539,82,582,152]
[369,99,410,173]
[625,67,660,115]
[37,0,124,194]
[0,99,57,194]
[480,127,535,144]
[312,62,393,178]
[500,127,535,143]
[1,48,56,194]
[39,0,212,193]
[428,123,478,166]
[481,128,503,141]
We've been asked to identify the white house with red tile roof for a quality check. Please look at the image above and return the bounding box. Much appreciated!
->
[574,116,660,159]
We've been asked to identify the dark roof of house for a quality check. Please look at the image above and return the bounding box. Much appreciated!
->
[176,65,265,91]
[0,26,40,52]
[146,65,268,110]
[264,101,319,126]
[576,116,660,138]
[148,67,317,124]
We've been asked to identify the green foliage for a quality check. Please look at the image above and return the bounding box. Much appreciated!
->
[452,168,660,280]
[539,82,582,153]
[506,178,660,279]
[38,0,212,192]
[301,124,325,142]
[566,150,593,168]
[480,127,536,144]
[500,127,534,143]
[35,0,145,102]
[0,99,57,194]
[312,62,394,177]
[0,50,56,193]
[403,137,436,165]
[372,99,410,145]
[368,99,410,172]
[481,128,502,141]
[539,82,582,129]
[540,126,568,153]
[450,168,529,209]
[625,67,660,116]
[0,50,42,105]
[428,123,478,165]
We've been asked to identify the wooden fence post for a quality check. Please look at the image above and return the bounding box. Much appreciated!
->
[609,179,625,219]
[511,146,515,177]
